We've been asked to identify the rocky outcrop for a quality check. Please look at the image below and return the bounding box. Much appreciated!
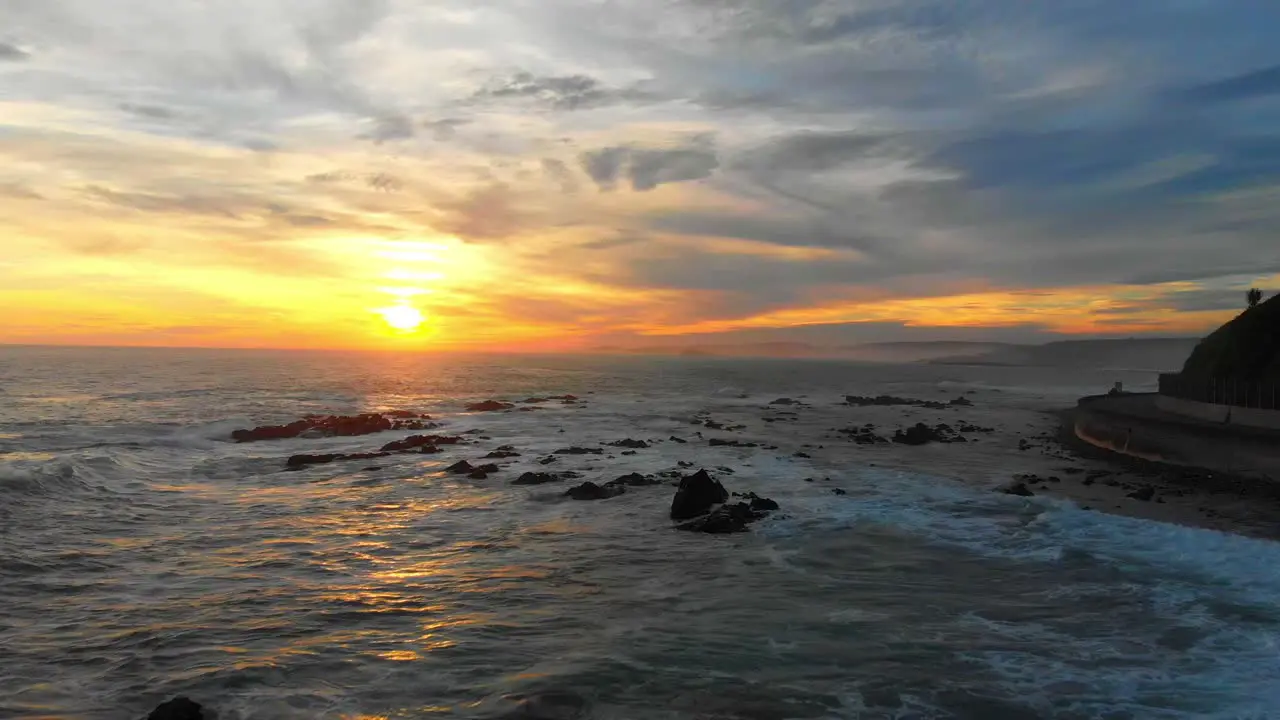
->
[670,469,729,520]
[709,438,759,448]
[513,471,581,485]
[769,398,800,405]
[232,412,436,442]
[554,447,603,455]
[446,460,475,474]
[564,481,627,500]
[380,434,462,452]
[146,697,204,720]
[845,395,951,410]
[611,472,663,486]
[467,400,515,412]
[999,481,1035,497]
[840,424,889,445]
[674,492,780,533]
[286,451,387,470]
[483,447,522,459]
[891,423,972,445]
[607,439,650,449]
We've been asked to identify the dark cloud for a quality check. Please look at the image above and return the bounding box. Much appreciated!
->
[541,158,580,193]
[1176,65,1280,105]
[735,131,891,174]
[474,71,655,111]
[647,210,882,253]
[423,118,469,140]
[0,42,28,61]
[580,137,718,192]
[361,114,415,143]
[119,103,178,120]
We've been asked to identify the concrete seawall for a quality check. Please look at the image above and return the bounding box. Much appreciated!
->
[1074,393,1280,480]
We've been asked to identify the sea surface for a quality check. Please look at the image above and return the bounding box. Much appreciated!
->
[1,346,1278,719]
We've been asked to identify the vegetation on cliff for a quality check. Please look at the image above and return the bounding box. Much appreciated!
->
[1181,292,1280,379]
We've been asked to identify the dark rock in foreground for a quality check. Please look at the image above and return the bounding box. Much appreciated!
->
[232,412,436,443]
[564,481,627,500]
[670,469,729,520]
[467,400,515,412]
[147,697,203,720]
[1000,482,1035,497]
[554,447,603,455]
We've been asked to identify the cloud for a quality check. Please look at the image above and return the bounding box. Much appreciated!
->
[580,136,718,192]
[361,114,415,143]
[0,42,30,61]
[119,103,178,120]
[1176,65,1280,105]
[474,71,655,111]
[541,158,580,193]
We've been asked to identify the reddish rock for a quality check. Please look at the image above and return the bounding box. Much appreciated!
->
[232,412,435,443]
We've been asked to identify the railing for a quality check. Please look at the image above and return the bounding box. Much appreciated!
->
[1159,373,1280,410]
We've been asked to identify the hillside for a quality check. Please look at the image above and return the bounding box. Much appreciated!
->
[1181,295,1280,379]
[930,337,1199,371]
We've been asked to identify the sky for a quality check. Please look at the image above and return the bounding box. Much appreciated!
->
[2,0,1279,351]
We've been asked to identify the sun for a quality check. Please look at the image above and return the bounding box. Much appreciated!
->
[377,304,425,332]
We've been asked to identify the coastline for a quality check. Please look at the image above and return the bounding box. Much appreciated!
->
[1036,406,1280,540]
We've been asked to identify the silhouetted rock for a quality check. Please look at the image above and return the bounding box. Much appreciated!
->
[949,396,973,407]
[381,434,462,452]
[1000,482,1035,497]
[832,488,847,496]
[564,481,627,500]
[514,472,568,485]
[607,439,649,449]
[286,451,388,470]
[468,469,489,479]
[770,398,799,405]
[839,425,889,445]
[1128,486,1156,502]
[709,438,758,448]
[845,395,949,410]
[147,697,204,720]
[793,451,811,458]
[670,469,729,520]
[484,449,522,459]
[554,447,603,455]
[232,412,436,443]
[467,400,515,412]
[612,472,662,487]
[538,456,559,465]
[892,423,945,446]
[669,436,688,444]
[446,460,475,474]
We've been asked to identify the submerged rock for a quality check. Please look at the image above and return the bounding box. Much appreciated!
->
[670,469,729,520]
[769,397,800,405]
[466,400,515,412]
[484,449,522,459]
[708,438,758,448]
[607,439,650,449]
[669,436,688,444]
[147,697,204,720]
[949,396,974,407]
[564,481,627,501]
[1000,482,1035,497]
[286,451,388,470]
[514,472,569,485]
[381,434,462,452]
[553,447,603,455]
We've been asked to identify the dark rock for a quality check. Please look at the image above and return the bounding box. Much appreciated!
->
[670,469,729,520]
[468,470,489,479]
[956,422,995,433]
[1018,438,1031,451]
[445,460,474,474]
[676,503,752,533]
[362,466,383,472]
[677,461,694,468]
[232,412,436,443]
[607,439,649,449]
[793,452,811,458]
[286,451,388,470]
[484,450,521,459]
[514,472,568,485]
[709,438,758,448]
[554,447,603,455]
[749,495,780,511]
[147,697,204,720]
[832,488,847,496]
[565,481,627,500]
[839,425,890,445]
[669,436,688,444]
[612,472,662,487]
[949,396,974,407]
[891,423,946,446]
[466,400,515,412]
[1000,482,1035,497]
[770,398,799,405]
[845,394,949,410]
[538,456,559,465]
[1128,486,1156,502]
[381,434,463,452]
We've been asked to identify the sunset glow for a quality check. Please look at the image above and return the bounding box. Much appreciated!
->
[1,1,1276,351]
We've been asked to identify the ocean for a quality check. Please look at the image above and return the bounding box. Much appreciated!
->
[1,346,1277,719]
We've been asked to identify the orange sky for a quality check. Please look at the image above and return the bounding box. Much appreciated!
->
[2,2,1274,351]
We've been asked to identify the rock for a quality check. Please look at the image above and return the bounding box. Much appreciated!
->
[607,439,649,449]
[677,461,694,468]
[621,450,636,456]
[286,451,387,470]
[793,451,811,458]
[769,398,799,405]
[748,495,780,511]
[676,503,753,533]
[466,400,515,412]
[1018,438,1031,451]
[362,466,383,472]
[484,450,522,459]
[147,697,204,720]
[514,472,567,485]
[839,426,889,445]
[538,456,559,465]
[468,470,489,479]
[845,395,949,410]
[832,488,847,496]
[891,423,945,446]
[445,460,474,474]
[669,436,688,444]
[564,481,627,500]
[612,472,662,486]
[232,412,436,443]
[1128,486,1156,502]
[554,447,603,455]
[1000,482,1035,497]
[670,469,729,520]
[949,396,973,407]
[709,438,758,448]
[381,434,463,452]
[496,690,587,720]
